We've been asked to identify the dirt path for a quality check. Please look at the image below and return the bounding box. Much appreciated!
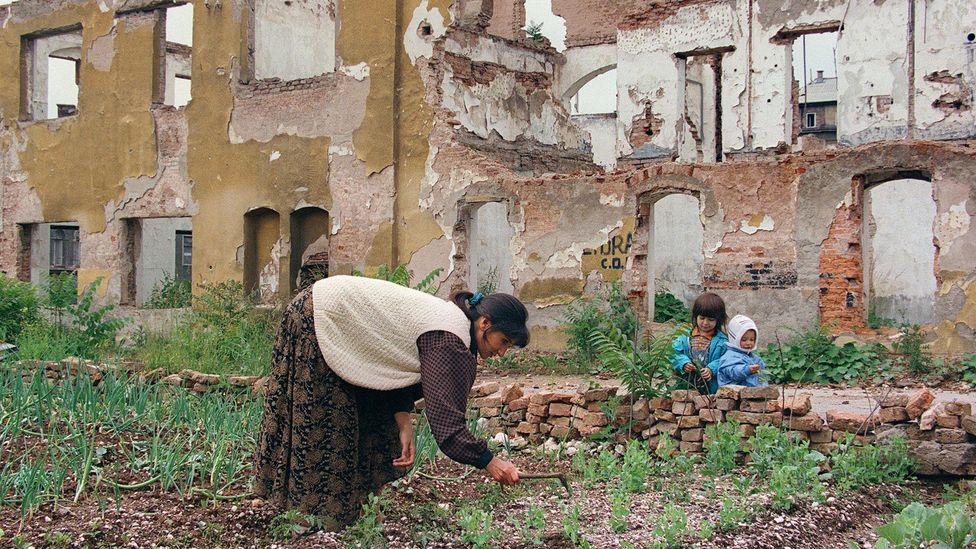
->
[476,372,976,416]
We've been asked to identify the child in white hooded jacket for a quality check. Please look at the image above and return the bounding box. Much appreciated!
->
[717,314,768,387]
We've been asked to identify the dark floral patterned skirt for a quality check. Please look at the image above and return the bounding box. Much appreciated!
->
[253,287,404,530]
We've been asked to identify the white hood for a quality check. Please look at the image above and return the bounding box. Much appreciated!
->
[727,314,758,351]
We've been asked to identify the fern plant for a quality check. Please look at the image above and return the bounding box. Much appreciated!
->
[353,264,444,295]
[588,323,687,399]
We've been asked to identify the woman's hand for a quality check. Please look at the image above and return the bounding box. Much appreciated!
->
[485,457,520,485]
[700,367,713,382]
[392,412,415,468]
[683,363,697,373]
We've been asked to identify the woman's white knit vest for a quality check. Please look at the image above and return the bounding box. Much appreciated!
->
[311,275,472,390]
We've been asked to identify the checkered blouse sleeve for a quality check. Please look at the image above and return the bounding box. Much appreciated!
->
[416,331,493,469]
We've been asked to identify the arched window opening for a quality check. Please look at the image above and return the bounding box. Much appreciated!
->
[648,194,705,321]
[862,178,937,325]
[243,208,280,299]
[467,202,514,294]
[289,207,329,293]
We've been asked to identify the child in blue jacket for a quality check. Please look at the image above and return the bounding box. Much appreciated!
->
[669,292,728,395]
[718,314,767,387]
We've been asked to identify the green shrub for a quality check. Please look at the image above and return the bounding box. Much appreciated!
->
[747,425,825,510]
[830,434,914,493]
[873,501,975,548]
[764,323,887,384]
[457,506,500,549]
[962,354,976,386]
[703,420,740,475]
[135,281,276,376]
[0,274,39,342]
[892,325,929,374]
[13,277,128,361]
[144,274,191,309]
[43,272,78,326]
[352,263,443,294]
[589,323,686,400]
[654,291,690,323]
[561,282,640,369]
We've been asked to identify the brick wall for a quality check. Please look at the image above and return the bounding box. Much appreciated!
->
[818,178,866,332]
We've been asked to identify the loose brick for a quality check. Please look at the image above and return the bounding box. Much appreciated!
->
[515,422,539,434]
[832,431,875,445]
[809,429,833,443]
[528,404,548,417]
[740,400,781,413]
[879,393,911,407]
[906,388,935,419]
[784,413,825,432]
[502,410,525,423]
[692,395,712,409]
[654,409,676,422]
[945,401,973,417]
[680,441,703,453]
[811,442,839,454]
[678,416,702,429]
[699,409,724,423]
[539,423,552,434]
[879,407,909,424]
[550,425,577,439]
[740,386,780,400]
[528,392,555,405]
[632,399,651,421]
[507,397,529,411]
[649,397,673,410]
[935,428,970,444]
[962,415,976,437]
[716,385,744,399]
[579,386,616,402]
[738,424,756,438]
[781,394,812,416]
[582,412,609,427]
[549,403,573,417]
[937,414,961,429]
[671,390,691,402]
[672,401,697,416]
[474,396,503,408]
[657,422,679,436]
[526,413,545,423]
[681,428,704,442]
[550,417,573,427]
[479,407,501,417]
[470,382,500,398]
[827,410,877,434]
[501,383,523,404]
[715,398,738,411]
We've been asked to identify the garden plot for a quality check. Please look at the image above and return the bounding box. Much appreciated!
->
[1,366,972,548]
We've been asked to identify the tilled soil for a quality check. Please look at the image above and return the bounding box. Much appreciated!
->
[0,452,945,548]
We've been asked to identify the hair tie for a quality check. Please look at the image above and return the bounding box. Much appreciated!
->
[468,292,484,307]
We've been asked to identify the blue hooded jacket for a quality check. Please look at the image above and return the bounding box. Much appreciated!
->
[717,314,768,387]
[669,330,727,394]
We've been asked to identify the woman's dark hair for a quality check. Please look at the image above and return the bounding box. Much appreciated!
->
[691,292,727,330]
[452,291,530,347]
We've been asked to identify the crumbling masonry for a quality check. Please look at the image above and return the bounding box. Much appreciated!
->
[1,0,975,352]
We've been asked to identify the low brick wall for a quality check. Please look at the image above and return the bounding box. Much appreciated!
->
[468,382,976,477]
[16,359,976,476]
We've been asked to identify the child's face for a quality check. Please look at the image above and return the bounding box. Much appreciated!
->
[696,315,717,334]
[739,329,757,350]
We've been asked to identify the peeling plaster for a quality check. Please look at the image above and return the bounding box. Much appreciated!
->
[404,0,447,64]
[87,26,116,72]
[935,200,971,255]
[740,212,774,234]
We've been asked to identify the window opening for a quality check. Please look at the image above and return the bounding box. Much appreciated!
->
[677,49,729,163]
[49,225,80,276]
[243,208,281,299]
[792,31,838,144]
[252,0,336,81]
[175,230,192,281]
[467,202,514,294]
[862,178,936,325]
[522,0,566,51]
[161,3,193,107]
[648,194,704,319]
[570,68,616,115]
[289,207,329,293]
[21,29,83,121]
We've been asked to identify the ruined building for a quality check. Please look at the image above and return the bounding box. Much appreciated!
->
[1,0,975,352]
